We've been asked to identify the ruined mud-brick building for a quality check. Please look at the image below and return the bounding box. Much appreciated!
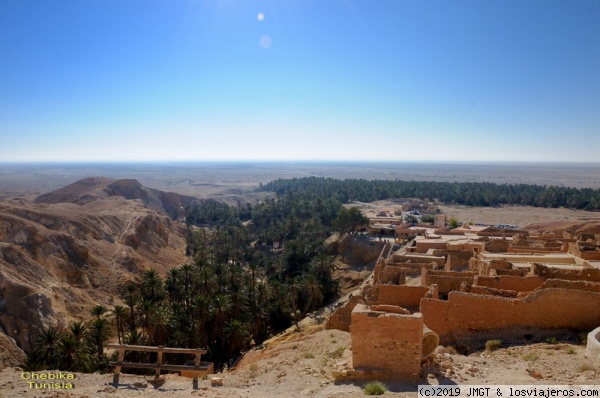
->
[327,226,600,381]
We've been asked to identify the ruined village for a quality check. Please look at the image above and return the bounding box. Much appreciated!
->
[327,200,600,382]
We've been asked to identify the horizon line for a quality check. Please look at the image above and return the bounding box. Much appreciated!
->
[1,160,600,166]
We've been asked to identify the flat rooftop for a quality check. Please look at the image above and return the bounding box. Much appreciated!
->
[481,252,584,266]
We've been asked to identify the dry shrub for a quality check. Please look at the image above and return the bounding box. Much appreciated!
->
[485,339,502,352]
[363,381,388,395]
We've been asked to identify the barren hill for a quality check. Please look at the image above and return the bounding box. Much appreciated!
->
[0,179,192,366]
[35,177,197,219]
[523,220,600,235]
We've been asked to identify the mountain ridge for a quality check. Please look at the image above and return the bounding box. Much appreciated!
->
[0,178,192,365]
[35,176,198,219]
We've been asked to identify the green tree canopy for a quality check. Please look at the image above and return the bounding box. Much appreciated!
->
[332,207,369,234]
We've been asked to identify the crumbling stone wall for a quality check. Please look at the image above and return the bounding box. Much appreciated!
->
[470,258,514,276]
[444,250,476,271]
[474,275,544,292]
[485,239,509,253]
[510,236,565,252]
[373,285,430,308]
[531,263,600,282]
[378,262,437,282]
[414,241,446,253]
[390,254,445,267]
[468,285,521,298]
[377,265,407,283]
[496,268,528,277]
[542,279,600,293]
[478,229,527,237]
[422,269,476,295]
[421,289,600,344]
[568,242,600,260]
[508,247,565,254]
[351,304,425,380]
[486,254,576,264]
[325,296,364,332]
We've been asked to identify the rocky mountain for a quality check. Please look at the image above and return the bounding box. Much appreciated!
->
[35,177,197,219]
[0,178,194,367]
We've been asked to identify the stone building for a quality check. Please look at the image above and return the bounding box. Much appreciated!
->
[327,226,600,380]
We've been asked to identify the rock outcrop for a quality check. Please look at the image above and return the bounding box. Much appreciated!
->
[35,177,197,219]
[337,235,384,265]
[0,179,190,356]
[0,333,25,370]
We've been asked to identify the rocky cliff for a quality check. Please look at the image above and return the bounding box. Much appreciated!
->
[336,235,385,266]
[0,178,191,364]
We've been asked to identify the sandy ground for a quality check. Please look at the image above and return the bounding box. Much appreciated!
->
[355,199,600,229]
[1,328,598,398]
[437,204,600,228]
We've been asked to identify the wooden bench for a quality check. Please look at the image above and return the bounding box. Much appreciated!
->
[108,344,209,389]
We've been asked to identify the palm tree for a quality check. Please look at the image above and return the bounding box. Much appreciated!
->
[123,329,146,364]
[141,269,164,304]
[180,263,194,305]
[69,321,87,343]
[309,253,338,302]
[209,294,231,344]
[165,268,182,307]
[150,306,172,346]
[57,333,92,372]
[136,300,156,339]
[247,261,265,303]
[288,277,301,315]
[193,294,211,347]
[36,327,62,368]
[121,281,140,332]
[22,348,46,371]
[268,280,291,329]
[301,273,323,312]
[196,265,217,297]
[111,306,128,344]
[123,328,145,345]
[90,304,107,321]
[87,317,111,366]
[224,319,250,360]
[169,329,189,349]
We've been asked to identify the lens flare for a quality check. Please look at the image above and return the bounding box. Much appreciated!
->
[260,35,272,49]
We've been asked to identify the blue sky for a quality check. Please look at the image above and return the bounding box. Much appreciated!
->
[1,0,599,162]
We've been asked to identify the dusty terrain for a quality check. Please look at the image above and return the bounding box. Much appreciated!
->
[354,199,600,229]
[0,178,189,356]
[0,327,597,397]
[438,204,600,228]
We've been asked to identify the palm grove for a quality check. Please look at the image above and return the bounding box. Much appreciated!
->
[25,187,368,372]
[26,176,597,372]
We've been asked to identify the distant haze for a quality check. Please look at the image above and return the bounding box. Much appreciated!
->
[1,162,600,199]
[1,1,599,162]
